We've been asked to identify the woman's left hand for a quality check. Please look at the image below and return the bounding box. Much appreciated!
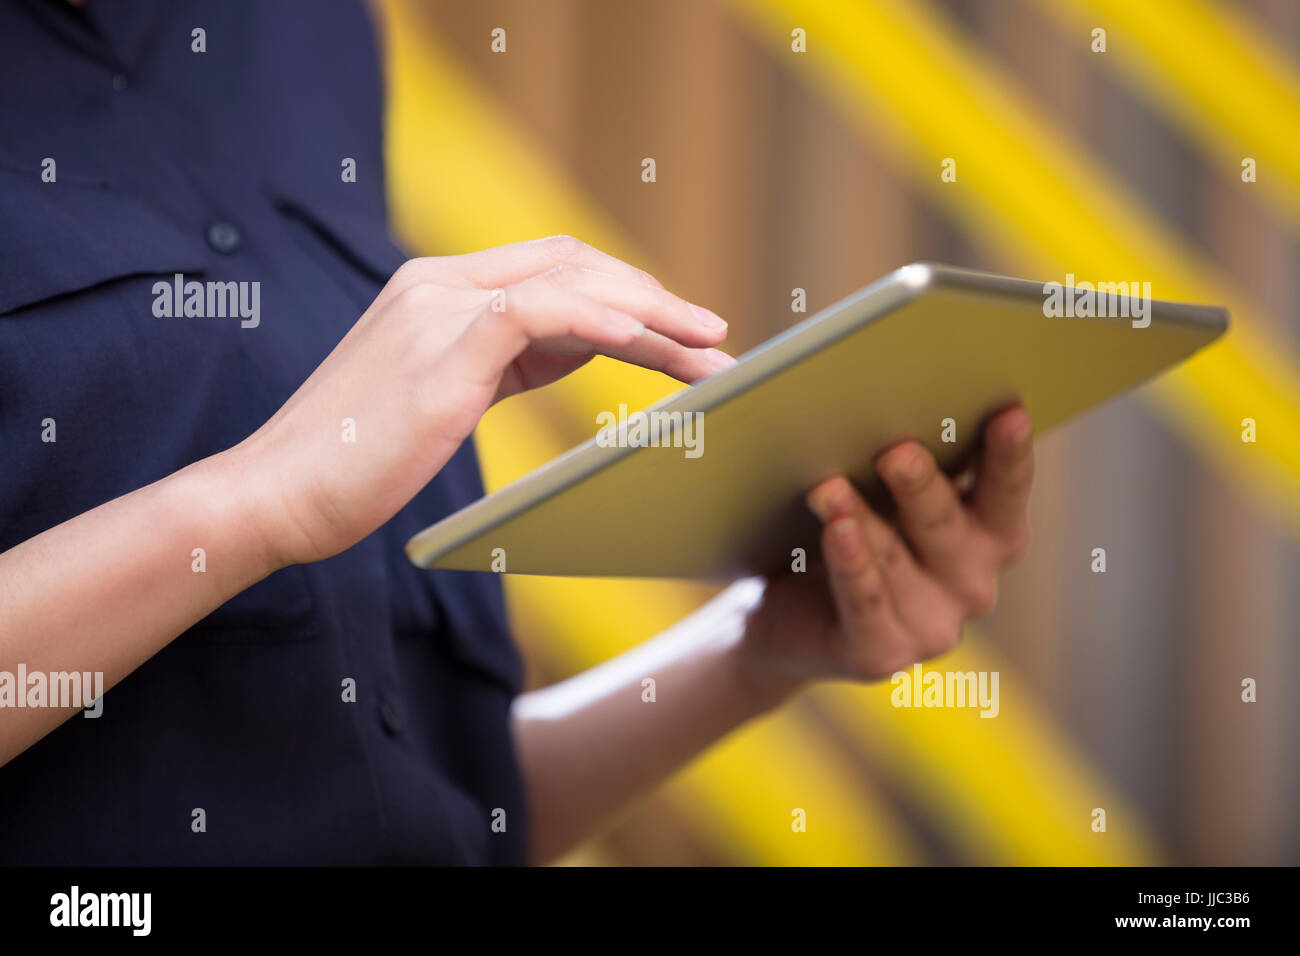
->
[738,404,1034,699]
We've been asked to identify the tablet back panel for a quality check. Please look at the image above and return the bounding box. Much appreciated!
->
[405,263,1227,579]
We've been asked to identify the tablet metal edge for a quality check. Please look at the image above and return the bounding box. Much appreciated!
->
[404,263,1228,570]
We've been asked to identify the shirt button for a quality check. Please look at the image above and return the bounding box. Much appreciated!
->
[378,699,402,736]
[111,73,128,91]
[205,221,242,254]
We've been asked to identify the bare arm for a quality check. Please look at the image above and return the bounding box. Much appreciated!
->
[0,452,274,765]
[511,580,785,864]
[0,236,730,767]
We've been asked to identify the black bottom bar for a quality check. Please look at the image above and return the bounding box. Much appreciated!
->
[1,865,1284,943]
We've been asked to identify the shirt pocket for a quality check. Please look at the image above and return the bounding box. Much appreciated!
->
[0,168,322,644]
[184,566,322,644]
[394,443,527,696]
[264,180,410,309]
[0,166,211,317]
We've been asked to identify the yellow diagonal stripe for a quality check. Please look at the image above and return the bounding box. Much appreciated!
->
[377,0,1153,863]
[1038,0,1300,221]
[817,646,1158,865]
[730,0,1300,535]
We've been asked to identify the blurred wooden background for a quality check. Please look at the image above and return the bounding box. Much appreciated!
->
[379,0,1300,865]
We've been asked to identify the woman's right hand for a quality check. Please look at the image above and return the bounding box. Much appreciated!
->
[233,235,733,569]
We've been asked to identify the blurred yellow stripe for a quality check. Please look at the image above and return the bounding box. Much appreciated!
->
[817,645,1157,865]
[377,0,1151,864]
[1038,0,1300,221]
[730,0,1300,535]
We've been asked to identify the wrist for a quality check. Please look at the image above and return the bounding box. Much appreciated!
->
[729,589,811,714]
[181,444,288,582]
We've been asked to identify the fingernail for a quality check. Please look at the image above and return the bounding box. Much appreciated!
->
[807,478,849,521]
[807,486,834,521]
[690,304,728,332]
[608,309,645,336]
[829,517,862,559]
[893,449,925,484]
[705,348,737,370]
[1011,415,1033,446]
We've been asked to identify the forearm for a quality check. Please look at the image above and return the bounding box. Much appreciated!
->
[0,448,275,765]
[510,579,798,863]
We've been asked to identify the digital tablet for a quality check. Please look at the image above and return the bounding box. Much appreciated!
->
[405,263,1228,579]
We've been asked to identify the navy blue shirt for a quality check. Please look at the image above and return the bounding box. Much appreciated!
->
[0,0,528,864]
